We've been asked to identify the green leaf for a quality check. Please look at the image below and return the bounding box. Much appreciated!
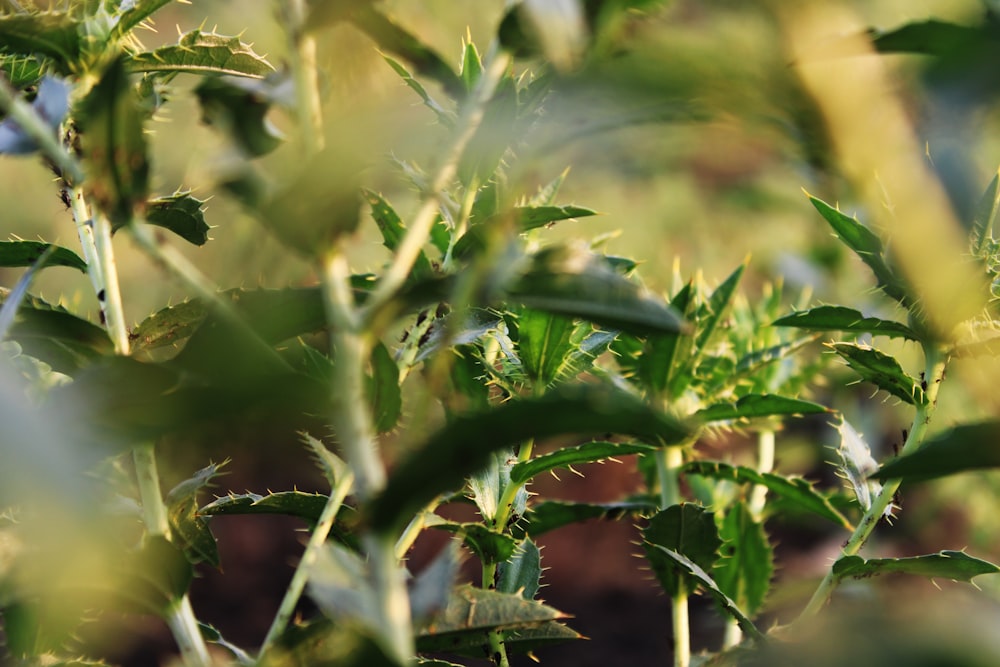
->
[695,394,830,423]
[381,53,454,128]
[772,305,920,340]
[874,420,1000,482]
[973,168,1000,254]
[507,245,687,337]
[0,289,112,374]
[193,76,284,157]
[0,54,45,88]
[120,536,194,615]
[682,461,853,530]
[630,281,696,397]
[410,540,462,622]
[643,504,722,597]
[517,308,577,388]
[368,341,402,433]
[647,545,765,643]
[414,585,570,654]
[130,299,207,355]
[200,491,329,523]
[198,622,254,665]
[128,30,274,78]
[456,204,599,257]
[0,12,82,73]
[430,521,518,564]
[869,20,982,58]
[460,36,483,93]
[0,240,86,272]
[695,262,746,353]
[459,69,519,186]
[144,191,210,246]
[363,188,434,280]
[830,342,926,405]
[714,502,773,617]
[510,440,657,485]
[807,195,908,305]
[77,54,149,226]
[113,0,174,38]
[513,499,658,538]
[833,551,1000,584]
[367,383,693,532]
[498,538,541,600]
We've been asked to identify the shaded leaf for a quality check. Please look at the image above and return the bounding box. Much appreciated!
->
[198,622,254,665]
[129,299,207,355]
[77,55,148,226]
[128,30,274,78]
[643,504,722,597]
[830,342,926,405]
[368,383,693,532]
[683,461,852,530]
[0,53,45,88]
[833,551,1000,583]
[456,205,598,258]
[144,191,210,246]
[368,341,402,433]
[364,188,434,280]
[510,440,657,484]
[430,521,518,564]
[119,536,194,615]
[498,538,541,600]
[647,545,765,643]
[513,499,657,538]
[194,76,284,157]
[695,394,830,423]
[410,540,462,622]
[772,305,920,341]
[874,420,1000,482]
[714,502,773,617]
[869,20,983,58]
[0,240,86,272]
[200,491,330,523]
[517,308,577,388]
[0,12,82,73]
[972,167,1000,254]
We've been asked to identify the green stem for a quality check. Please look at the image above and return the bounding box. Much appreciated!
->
[672,582,691,667]
[655,444,690,666]
[93,212,130,354]
[133,443,212,667]
[482,558,510,667]
[362,52,512,320]
[797,344,948,619]
[285,0,324,152]
[0,74,84,184]
[68,186,105,305]
[258,468,354,660]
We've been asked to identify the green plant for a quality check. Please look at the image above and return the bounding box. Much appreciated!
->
[2,2,1000,667]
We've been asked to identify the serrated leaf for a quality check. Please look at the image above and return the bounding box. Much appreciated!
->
[200,491,329,523]
[834,418,893,520]
[430,521,518,564]
[129,299,207,355]
[128,30,274,78]
[510,440,656,485]
[456,205,599,257]
[695,262,746,353]
[143,191,210,245]
[874,420,1000,482]
[808,195,908,305]
[830,342,926,405]
[0,288,112,374]
[368,341,402,433]
[415,584,568,653]
[513,499,657,538]
[682,461,852,530]
[198,621,254,665]
[368,383,692,532]
[833,551,1000,583]
[0,240,86,272]
[113,0,174,38]
[973,168,1000,254]
[0,53,45,88]
[695,394,830,423]
[0,12,82,73]
[507,245,687,337]
[364,188,434,280]
[517,308,576,387]
[497,538,541,600]
[714,502,773,617]
[773,305,920,340]
[643,504,722,597]
[733,336,818,376]
[77,54,148,226]
[194,75,284,157]
[629,281,696,397]
[381,53,454,128]
[648,545,765,643]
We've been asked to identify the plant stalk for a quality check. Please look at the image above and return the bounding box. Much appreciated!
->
[672,582,691,667]
[93,212,130,354]
[796,344,948,619]
[285,0,324,152]
[68,186,105,306]
[656,442,690,666]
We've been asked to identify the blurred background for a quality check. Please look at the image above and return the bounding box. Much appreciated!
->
[4,0,1000,664]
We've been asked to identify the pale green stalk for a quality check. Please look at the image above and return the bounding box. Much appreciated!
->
[797,344,948,619]
[656,444,690,667]
[285,0,324,153]
[0,74,84,184]
[258,468,355,658]
[93,212,130,354]
[68,186,105,305]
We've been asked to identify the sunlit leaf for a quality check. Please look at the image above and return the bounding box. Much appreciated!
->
[0,240,86,272]
[868,20,982,58]
[128,30,274,78]
[972,168,1000,254]
[143,191,210,246]
[113,0,174,38]
[833,551,1000,584]
[773,305,920,341]
[0,53,46,88]
[874,420,1000,482]
[381,53,455,127]
[517,308,576,388]
[830,342,926,405]
[367,383,693,532]
[460,36,483,93]
[695,394,830,424]
[510,440,656,484]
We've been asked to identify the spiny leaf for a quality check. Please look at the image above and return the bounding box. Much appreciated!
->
[460,35,483,93]
[194,76,284,157]
[643,504,722,597]
[830,342,926,405]
[869,19,983,58]
[430,521,518,564]
[77,54,148,226]
[128,30,274,78]
[972,168,1000,254]
[874,420,1000,482]
[695,394,830,424]
[0,240,86,272]
[773,305,920,341]
[510,440,657,485]
[648,545,765,643]
[0,12,82,73]
[200,491,329,523]
[367,383,693,532]
[456,205,598,257]
[368,342,402,433]
[807,195,908,305]
[833,551,1000,583]
[694,261,746,354]
[129,299,207,355]
[498,538,541,600]
[0,53,46,88]
[381,53,455,128]
[364,188,434,280]
[513,499,658,538]
[517,308,577,388]
[714,502,773,617]
[113,0,174,39]
[683,461,852,530]
[143,191,210,246]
